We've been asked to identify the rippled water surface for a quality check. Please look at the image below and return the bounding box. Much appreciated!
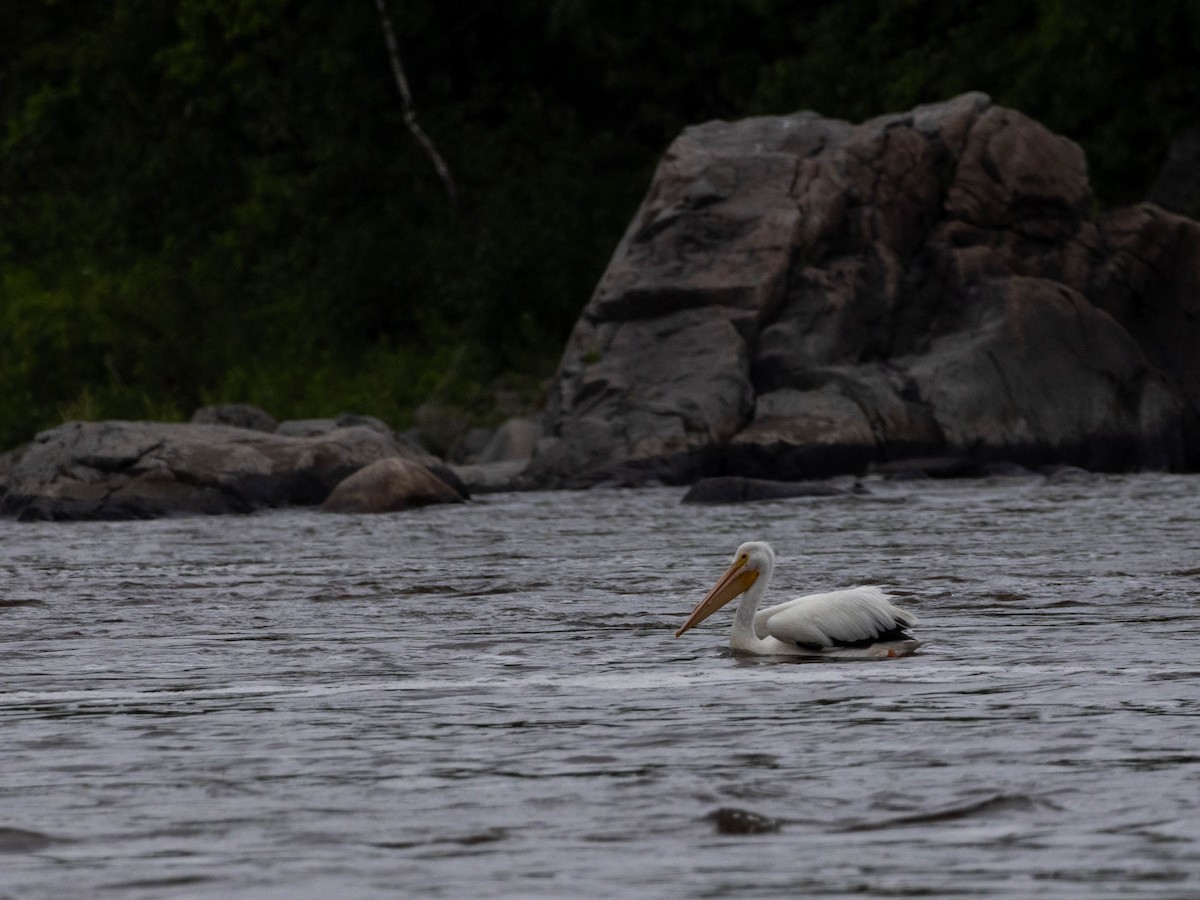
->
[4,474,1200,897]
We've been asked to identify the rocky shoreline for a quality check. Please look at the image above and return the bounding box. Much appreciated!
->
[4,93,1200,520]
[0,407,1110,521]
[0,409,538,521]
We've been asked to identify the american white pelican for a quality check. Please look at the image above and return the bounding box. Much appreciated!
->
[675,541,921,658]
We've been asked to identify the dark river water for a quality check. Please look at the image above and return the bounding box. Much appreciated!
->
[3,473,1200,898]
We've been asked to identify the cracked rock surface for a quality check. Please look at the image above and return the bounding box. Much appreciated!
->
[528,93,1200,487]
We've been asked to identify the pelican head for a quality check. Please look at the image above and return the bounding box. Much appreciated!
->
[675,541,775,637]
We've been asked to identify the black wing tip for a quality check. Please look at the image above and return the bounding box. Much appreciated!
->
[820,624,917,651]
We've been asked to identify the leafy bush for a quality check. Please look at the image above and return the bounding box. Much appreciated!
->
[2,0,1196,449]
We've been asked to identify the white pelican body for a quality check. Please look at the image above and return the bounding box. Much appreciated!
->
[675,541,921,658]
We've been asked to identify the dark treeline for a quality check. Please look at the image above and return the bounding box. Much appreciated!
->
[2,0,1197,450]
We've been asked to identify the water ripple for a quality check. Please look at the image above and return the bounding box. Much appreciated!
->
[3,476,1200,896]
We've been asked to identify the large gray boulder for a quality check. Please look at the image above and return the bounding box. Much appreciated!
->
[528,94,1200,486]
[0,420,442,521]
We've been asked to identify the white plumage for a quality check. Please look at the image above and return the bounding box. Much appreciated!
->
[675,541,921,658]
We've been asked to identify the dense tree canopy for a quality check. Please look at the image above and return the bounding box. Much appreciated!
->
[2,0,1197,449]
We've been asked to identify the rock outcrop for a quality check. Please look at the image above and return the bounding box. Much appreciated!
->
[529,93,1200,486]
[0,420,455,521]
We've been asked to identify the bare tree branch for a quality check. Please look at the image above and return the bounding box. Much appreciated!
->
[373,0,458,205]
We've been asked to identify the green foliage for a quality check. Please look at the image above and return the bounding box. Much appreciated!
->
[749,0,1200,203]
[1,0,1197,449]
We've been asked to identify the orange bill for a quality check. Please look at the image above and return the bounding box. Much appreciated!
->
[674,560,758,637]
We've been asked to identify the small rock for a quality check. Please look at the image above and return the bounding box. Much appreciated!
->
[321,458,465,514]
[0,826,55,853]
[447,427,494,464]
[476,417,543,464]
[413,404,470,457]
[449,460,528,494]
[707,807,781,835]
[334,413,395,435]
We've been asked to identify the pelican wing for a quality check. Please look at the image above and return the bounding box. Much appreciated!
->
[754,586,916,649]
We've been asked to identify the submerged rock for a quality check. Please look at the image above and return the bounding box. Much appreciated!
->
[707,807,782,835]
[682,475,857,504]
[0,826,56,853]
[529,93,1200,487]
[867,456,1028,479]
